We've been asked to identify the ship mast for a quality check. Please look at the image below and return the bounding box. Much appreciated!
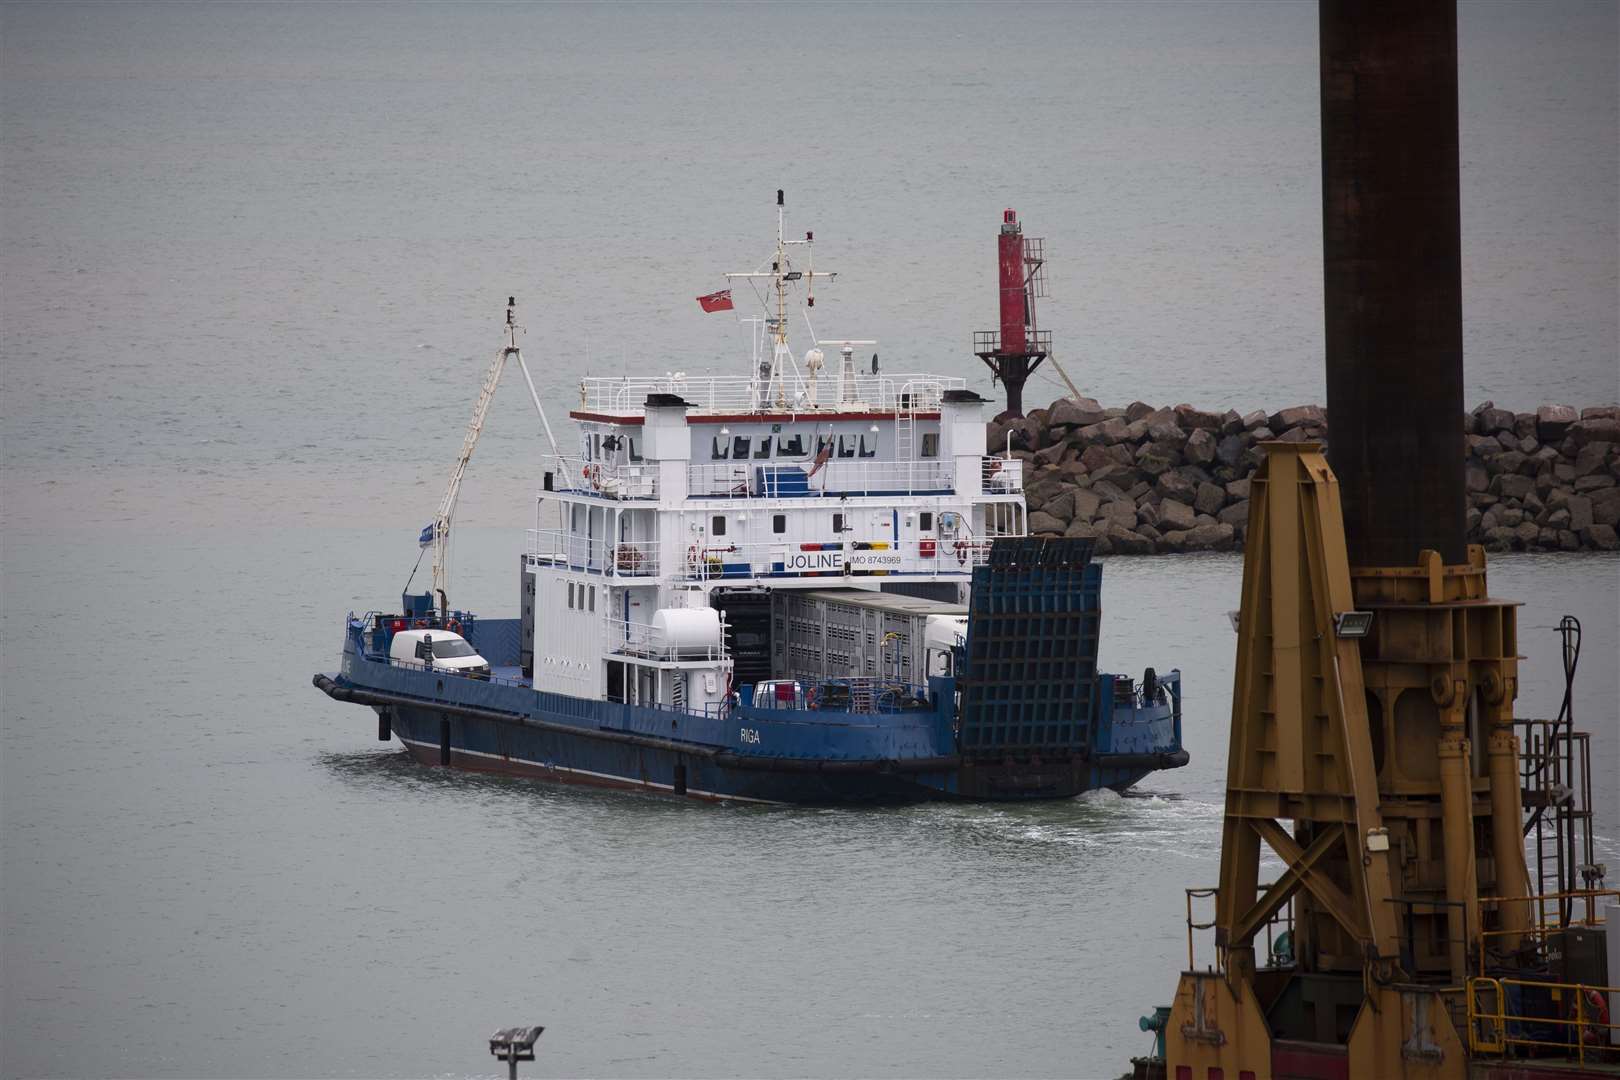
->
[725,190,837,408]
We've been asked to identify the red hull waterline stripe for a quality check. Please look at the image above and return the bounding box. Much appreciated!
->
[395,737,780,805]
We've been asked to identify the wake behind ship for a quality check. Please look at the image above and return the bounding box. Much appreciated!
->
[313,194,1188,803]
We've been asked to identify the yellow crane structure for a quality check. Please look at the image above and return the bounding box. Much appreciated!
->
[1148,2,1614,1077]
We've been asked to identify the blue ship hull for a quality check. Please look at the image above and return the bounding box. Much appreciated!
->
[314,537,1188,804]
[316,634,1185,805]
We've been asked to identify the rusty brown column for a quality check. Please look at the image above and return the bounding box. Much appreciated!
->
[1321,0,1468,567]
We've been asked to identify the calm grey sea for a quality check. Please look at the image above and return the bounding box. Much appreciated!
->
[2,3,1616,1077]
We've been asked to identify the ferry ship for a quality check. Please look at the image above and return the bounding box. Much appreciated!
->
[313,194,1188,803]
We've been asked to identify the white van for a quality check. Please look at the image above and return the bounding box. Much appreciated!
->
[388,629,492,680]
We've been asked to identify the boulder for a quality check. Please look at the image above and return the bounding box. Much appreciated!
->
[1155,471,1199,504]
[1034,441,1068,466]
[1581,405,1620,421]
[1063,520,1099,540]
[1545,507,1571,529]
[1137,500,1162,528]
[1473,403,1516,434]
[1144,409,1188,446]
[1468,434,1504,459]
[1136,442,1183,477]
[1157,529,1189,553]
[1571,418,1620,446]
[1225,477,1252,501]
[1269,404,1326,431]
[1097,499,1138,531]
[1573,441,1612,478]
[1124,400,1156,423]
[1250,426,1276,443]
[1184,428,1217,465]
[1536,404,1579,442]
[1218,500,1251,528]
[1078,443,1114,472]
[1042,489,1076,524]
[1069,487,1103,522]
[1491,473,1535,501]
[1583,523,1619,550]
[1589,487,1620,527]
[1174,404,1224,431]
[1194,481,1226,516]
[1219,410,1244,436]
[1465,463,1490,493]
[1566,495,1594,532]
[1104,443,1137,467]
[1513,521,1541,547]
[1158,498,1198,531]
[1482,525,1516,552]
[1028,511,1066,535]
[1500,507,1525,528]
[1048,396,1107,430]
[1074,416,1131,445]
[1241,409,1269,431]
[1493,450,1528,476]
[1575,475,1617,493]
[1513,414,1537,440]
[1215,434,1246,468]
[1106,525,1155,555]
[1184,521,1237,551]
[1560,530,1581,551]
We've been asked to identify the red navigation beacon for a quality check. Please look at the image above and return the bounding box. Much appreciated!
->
[975,208,1050,417]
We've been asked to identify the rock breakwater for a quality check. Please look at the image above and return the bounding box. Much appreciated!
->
[993,398,1620,556]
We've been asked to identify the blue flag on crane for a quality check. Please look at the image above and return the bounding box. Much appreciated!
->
[419,523,436,548]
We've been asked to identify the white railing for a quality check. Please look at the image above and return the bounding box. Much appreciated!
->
[602,617,728,663]
[688,459,955,498]
[578,373,966,415]
[542,456,658,500]
[982,455,1024,494]
[678,539,1001,581]
[528,530,660,577]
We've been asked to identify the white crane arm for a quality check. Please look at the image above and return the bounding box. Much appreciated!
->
[431,345,509,611]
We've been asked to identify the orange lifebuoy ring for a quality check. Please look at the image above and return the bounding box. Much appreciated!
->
[1570,986,1609,1045]
[445,618,462,634]
[414,618,428,628]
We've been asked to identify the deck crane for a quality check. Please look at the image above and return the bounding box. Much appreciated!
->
[426,297,569,615]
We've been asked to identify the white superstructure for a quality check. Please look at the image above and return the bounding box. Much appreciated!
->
[521,195,1027,715]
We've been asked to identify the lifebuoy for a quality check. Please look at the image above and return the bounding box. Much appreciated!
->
[445,618,462,634]
[414,618,428,628]
[1570,986,1609,1045]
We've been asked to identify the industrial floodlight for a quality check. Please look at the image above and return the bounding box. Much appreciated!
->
[489,1026,544,1080]
[1334,610,1375,638]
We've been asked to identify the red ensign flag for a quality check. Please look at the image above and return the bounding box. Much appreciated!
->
[696,289,734,313]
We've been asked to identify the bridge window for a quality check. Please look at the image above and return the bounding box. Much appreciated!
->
[754,438,771,459]
[628,437,642,463]
[832,512,846,533]
[567,582,575,609]
[920,511,934,531]
[710,436,729,459]
[777,432,805,456]
[920,432,939,458]
[773,514,786,534]
[732,435,751,458]
[588,585,596,612]
[837,435,856,458]
[859,434,877,458]
[711,515,727,537]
